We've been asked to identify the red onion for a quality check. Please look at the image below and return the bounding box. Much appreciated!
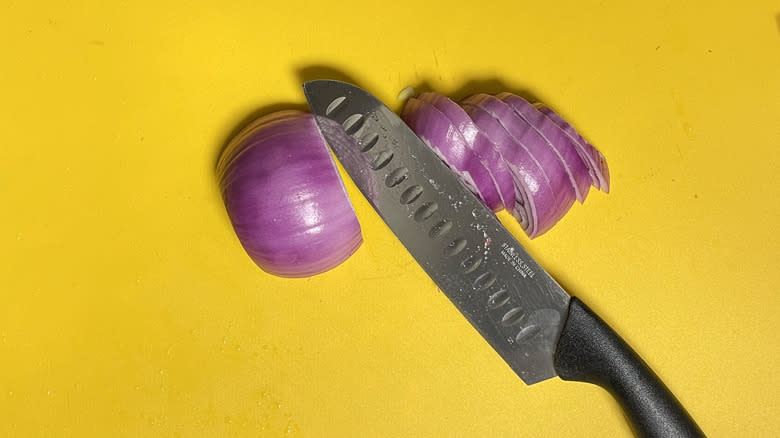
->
[495,93,592,202]
[218,91,609,277]
[401,97,503,211]
[217,110,362,277]
[533,103,611,193]
[458,101,572,237]
[464,94,591,204]
[415,92,517,210]
[400,92,609,237]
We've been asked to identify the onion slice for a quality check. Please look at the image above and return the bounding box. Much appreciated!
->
[416,92,517,210]
[401,97,503,211]
[217,110,362,277]
[533,103,611,193]
[460,96,577,212]
[460,102,573,237]
[470,93,592,203]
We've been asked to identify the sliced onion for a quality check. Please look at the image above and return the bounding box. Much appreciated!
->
[459,101,572,237]
[473,93,592,203]
[218,90,610,278]
[401,97,503,211]
[416,92,517,210]
[217,110,362,277]
[460,94,573,206]
[533,103,611,193]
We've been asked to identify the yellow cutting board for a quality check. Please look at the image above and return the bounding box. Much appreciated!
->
[1,1,778,436]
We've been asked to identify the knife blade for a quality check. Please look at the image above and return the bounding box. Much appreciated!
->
[304,80,703,437]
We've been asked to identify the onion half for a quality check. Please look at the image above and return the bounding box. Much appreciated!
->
[217,110,362,277]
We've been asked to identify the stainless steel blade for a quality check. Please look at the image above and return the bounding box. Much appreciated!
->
[304,80,571,384]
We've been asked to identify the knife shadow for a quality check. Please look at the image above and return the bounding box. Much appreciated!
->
[294,64,369,89]
[453,77,547,104]
[776,11,780,35]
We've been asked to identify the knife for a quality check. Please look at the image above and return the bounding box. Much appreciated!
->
[303,80,704,437]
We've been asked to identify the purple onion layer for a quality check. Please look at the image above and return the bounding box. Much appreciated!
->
[217,111,362,277]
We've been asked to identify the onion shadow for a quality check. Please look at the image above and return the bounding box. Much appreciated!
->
[431,77,548,106]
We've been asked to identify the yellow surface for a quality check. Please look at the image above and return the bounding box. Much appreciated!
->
[1,0,778,436]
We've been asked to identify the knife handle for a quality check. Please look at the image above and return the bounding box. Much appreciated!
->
[553,297,705,438]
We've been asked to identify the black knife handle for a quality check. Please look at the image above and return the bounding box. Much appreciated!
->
[553,297,705,437]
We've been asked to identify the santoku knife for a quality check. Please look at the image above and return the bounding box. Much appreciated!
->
[304,80,704,438]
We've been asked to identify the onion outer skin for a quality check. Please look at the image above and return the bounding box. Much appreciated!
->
[217,110,362,278]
